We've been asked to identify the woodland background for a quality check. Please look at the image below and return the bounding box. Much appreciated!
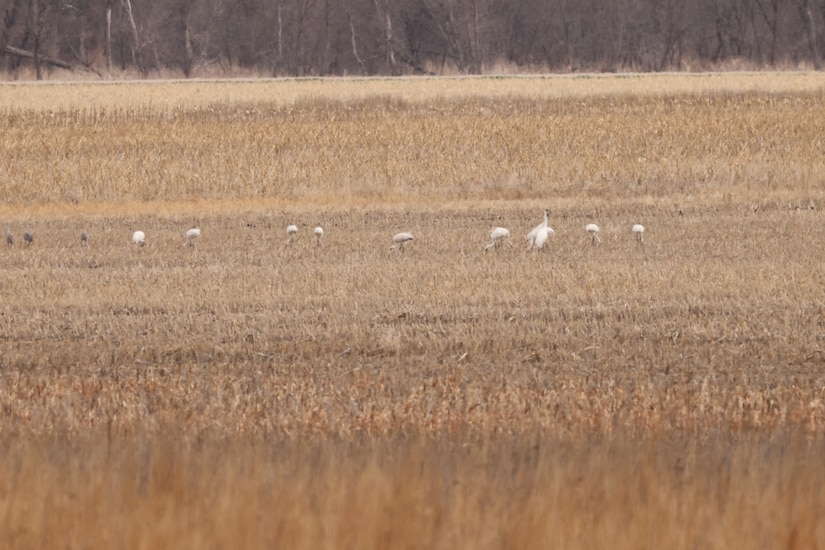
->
[1,0,824,79]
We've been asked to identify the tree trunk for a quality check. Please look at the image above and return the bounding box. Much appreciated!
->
[28,0,41,79]
[754,0,779,65]
[4,44,70,69]
[182,0,194,77]
[795,0,821,69]
[105,0,112,74]
[374,0,396,73]
[349,13,367,74]
[469,0,481,74]
[122,0,142,72]
[276,3,282,73]
[418,0,464,73]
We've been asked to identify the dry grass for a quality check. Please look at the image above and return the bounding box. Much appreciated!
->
[2,71,825,111]
[2,434,823,548]
[3,78,825,211]
[1,74,824,548]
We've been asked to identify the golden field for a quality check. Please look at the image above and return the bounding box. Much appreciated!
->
[1,74,825,548]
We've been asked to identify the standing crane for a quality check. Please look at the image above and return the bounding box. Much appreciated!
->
[527,209,553,251]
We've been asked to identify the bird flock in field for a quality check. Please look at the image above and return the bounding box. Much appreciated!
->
[3,211,645,254]
[488,209,643,253]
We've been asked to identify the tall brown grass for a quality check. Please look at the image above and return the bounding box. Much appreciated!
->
[0,75,824,547]
[3,83,825,212]
[2,434,822,548]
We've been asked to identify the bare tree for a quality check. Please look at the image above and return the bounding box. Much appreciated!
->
[0,0,822,78]
[0,0,70,75]
[754,0,782,65]
[373,0,397,72]
[28,0,41,77]
[121,0,142,71]
[182,0,194,76]
[655,0,689,70]
[348,9,367,74]
[793,0,821,68]
[104,0,113,72]
[411,0,483,73]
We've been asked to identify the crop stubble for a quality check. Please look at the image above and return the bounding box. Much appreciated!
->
[0,75,824,548]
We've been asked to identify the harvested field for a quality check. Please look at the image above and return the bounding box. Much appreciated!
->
[1,74,824,548]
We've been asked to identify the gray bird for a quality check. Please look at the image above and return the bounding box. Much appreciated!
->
[5,226,13,247]
[22,232,33,246]
[80,230,89,246]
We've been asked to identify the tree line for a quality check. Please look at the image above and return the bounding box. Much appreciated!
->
[1,0,823,79]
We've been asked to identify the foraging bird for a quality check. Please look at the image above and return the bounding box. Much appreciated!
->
[632,224,645,243]
[185,227,201,246]
[484,227,511,253]
[22,232,33,246]
[132,231,146,247]
[585,223,601,244]
[314,225,324,247]
[5,226,13,247]
[80,230,89,247]
[533,225,555,251]
[390,232,414,252]
[285,224,298,245]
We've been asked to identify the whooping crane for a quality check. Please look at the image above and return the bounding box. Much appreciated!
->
[132,231,146,247]
[5,226,13,247]
[533,225,555,251]
[285,224,298,245]
[526,209,549,248]
[485,227,511,253]
[585,223,601,244]
[632,224,645,243]
[80,230,89,247]
[22,232,33,246]
[527,209,554,251]
[185,227,201,246]
[390,232,414,252]
[314,225,324,247]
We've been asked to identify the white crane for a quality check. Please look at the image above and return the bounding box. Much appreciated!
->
[285,224,298,245]
[632,224,645,243]
[527,209,554,251]
[526,209,549,248]
[533,225,555,251]
[132,231,146,247]
[314,225,324,247]
[390,232,414,252]
[484,227,511,253]
[185,227,201,246]
[585,223,601,244]
[80,230,89,247]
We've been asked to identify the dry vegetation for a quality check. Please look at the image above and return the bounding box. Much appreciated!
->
[1,74,825,548]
